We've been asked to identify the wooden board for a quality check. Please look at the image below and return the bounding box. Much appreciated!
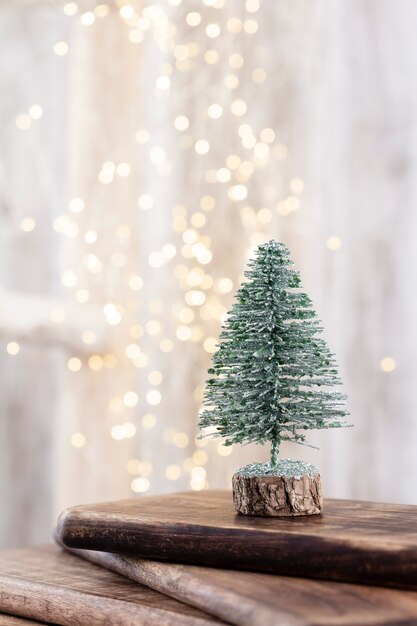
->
[0,617,44,625]
[0,545,222,626]
[57,490,417,589]
[67,546,417,626]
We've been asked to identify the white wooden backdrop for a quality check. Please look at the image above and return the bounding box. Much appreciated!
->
[1,0,416,548]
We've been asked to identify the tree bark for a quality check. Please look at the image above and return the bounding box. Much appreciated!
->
[232,471,323,517]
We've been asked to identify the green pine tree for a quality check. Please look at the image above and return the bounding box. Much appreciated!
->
[199,240,350,467]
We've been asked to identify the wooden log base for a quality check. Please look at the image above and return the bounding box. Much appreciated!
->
[232,462,323,516]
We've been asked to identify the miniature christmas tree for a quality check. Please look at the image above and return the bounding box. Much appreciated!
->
[199,240,350,516]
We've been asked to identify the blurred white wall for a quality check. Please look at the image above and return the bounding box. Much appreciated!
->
[1,0,416,548]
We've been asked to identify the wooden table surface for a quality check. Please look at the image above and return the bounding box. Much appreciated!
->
[0,545,222,626]
[57,490,417,588]
[2,542,417,626]
[70,545,417,626]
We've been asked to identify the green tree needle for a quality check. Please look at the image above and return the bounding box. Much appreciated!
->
[199,240,350,467]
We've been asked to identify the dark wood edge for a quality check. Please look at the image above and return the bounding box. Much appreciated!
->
[55,512,417,590]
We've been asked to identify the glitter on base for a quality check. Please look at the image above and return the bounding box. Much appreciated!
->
[236,459,319,479]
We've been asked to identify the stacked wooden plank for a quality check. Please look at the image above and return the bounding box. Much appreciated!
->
[1,491,417,625]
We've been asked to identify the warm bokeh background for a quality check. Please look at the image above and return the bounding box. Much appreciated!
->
[1,0,416,548]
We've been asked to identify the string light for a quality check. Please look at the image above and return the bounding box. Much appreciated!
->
[148,370,163,385]
[103,303,122,325]
[290,177,304,193]
[150,146,166,166]
[206,23,221,38]
[88,355,103,371]
[75,289,89,303]
[252,67,266,83]
[71,433,86,448]
[138,194,154,210]
[136,129,149,143]
[160,339,174,352]
[111,423,136,440]
[193,450,208,465]
[95,4,110,18]
[203,337,217,353]
[186,12,201,26]
[194,139,210,155]
[231,99,247,116]
[131,477,150,493]
[67,357,82,372]
[20,217,36,232]
[63,3,78,16]
[204,50,219,64]
[120,5,134,19]
[326,236,342,251]
[6,342,20,356]
[229,54,244,69]
[103,354,117,369]
[246,0,260,12]
[28,105,43,120]
[123,391,138,407]
[129,29,144,44]
[80,12,95,26]
[83,230,96,244]
[69,197,84,213]
[174,432,189,448]
[165,465,181,479]
[244,19,258,34]
[146,390,161,405]
[125,343,141,359]
[257,208,272,224]
[82,331,96,345]
[227,18,242,33]
[380,357,396,373]
[116,162,131,177]
[61,271,77,288]
[217,443,234,456]
[53,41,69,56]
[139,461,153,476]
[50,308,65,323]
[3,1,321,500]
[127,459,141,474]
[156,76,171,91]
[15,114,32,130]
[229,184,248,201]
[273,143,288,159]
[190,466,207,490]
[142,413,157,429]
[146,320,161,335]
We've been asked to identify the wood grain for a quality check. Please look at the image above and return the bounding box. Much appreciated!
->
[66,546,417,626]
[57,490,417,589]
[0,545,222,626]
